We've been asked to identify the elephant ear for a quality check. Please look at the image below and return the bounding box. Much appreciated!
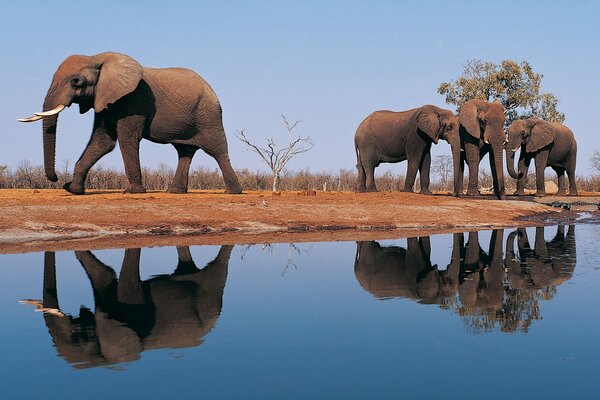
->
[458,99,485,140]
[526,118,554,152]
[416,108,441,143]
[92,52,143,112]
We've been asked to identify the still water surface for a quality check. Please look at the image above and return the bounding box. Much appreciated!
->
[1,224,599,399]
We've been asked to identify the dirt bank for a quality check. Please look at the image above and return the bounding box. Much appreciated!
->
[0,189,593,254]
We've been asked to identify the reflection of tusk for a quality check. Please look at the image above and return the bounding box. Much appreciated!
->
[460,148,464,152]
[34,104,66,117]
[18,115,44,122]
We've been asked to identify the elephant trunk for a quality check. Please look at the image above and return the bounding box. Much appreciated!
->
[41,90,62,182]
[491,143,506,200]
[506,149,522,180]
[451,138,462,196]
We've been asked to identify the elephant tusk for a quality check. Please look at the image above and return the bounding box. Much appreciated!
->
[484,138,490,144]
[17,115,44,123]
[34,104,66,117]
[512,147,520,152]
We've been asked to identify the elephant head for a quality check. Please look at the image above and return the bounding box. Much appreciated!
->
[505,118,554,179]
[19,52,143,182]
[458,99,507,198]
[416,105,457,145]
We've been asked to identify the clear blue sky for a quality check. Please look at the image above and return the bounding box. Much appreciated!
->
[2,0,599,176]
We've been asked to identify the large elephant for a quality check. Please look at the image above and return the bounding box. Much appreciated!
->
[457,99,507,199]
[19,52,242,195]
[506,118,578,196]
[33,245,231,368]
[505,225,576,290]
[354,105,458,194]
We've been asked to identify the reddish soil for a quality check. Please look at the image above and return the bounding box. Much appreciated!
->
[0,189,594,254]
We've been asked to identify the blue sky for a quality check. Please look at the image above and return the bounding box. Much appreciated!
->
[2,0,599,177]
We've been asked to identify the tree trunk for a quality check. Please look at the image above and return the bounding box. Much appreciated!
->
[272,172,280,192]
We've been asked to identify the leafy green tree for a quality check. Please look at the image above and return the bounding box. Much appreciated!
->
[438,60,565,123]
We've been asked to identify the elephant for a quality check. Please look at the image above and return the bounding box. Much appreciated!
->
[506,118,578,196]
[456,99,507,199]
[354,104,458,194]
[353,229,574,333]
[505,225,576,290]
[354,237,444,303]
[32,245,231,368]
[18,52,242,195]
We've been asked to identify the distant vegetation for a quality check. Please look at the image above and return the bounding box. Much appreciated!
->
[1,160,598,192]
[438,59,565,123]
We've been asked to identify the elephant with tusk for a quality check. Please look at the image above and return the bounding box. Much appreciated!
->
[505,118,578,196]
[354,104,459,194]
[19,52,243,195]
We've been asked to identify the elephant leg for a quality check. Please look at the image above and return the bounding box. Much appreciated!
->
[534,151,549,196]
[75,251,117,307]
[566,154,578,196]
[117,249,144,305]
[362,157,378,192]
[356,150,367,192]
[514,156,531,196]
[117,116,146,194]
[173,246,200,275]
[403,158,420,193]
[167,144,198,194]
[213,152,243,194]
[464,142,480,196]
[454,155,465,197]
[418,148,433,195]
[553,167,567,195]
[66,118,116,195]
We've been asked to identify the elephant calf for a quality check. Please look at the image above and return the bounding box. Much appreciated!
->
[354,105,458,194]
[19,52,242,195]
[506,118,578,196]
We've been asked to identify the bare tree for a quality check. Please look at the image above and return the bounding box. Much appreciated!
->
[592,149,600,174]
[237,115,314,191]
[432,155,453,191]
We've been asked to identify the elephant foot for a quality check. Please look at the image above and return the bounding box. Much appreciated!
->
[224,183,243,194]
[366,187,379,193]
[63,181,85,195]
[167,185,188,194]
[497,193,506,200]
[419,189,433,196]
[569,190,579,196]
[452,192,461,198]
[124,184,147,194]
[534,191,546,197]
[466,189,480,196]
[557,190,567,196]
[513,190,525,196]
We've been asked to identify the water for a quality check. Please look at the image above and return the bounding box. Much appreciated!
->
[1,224,599,399]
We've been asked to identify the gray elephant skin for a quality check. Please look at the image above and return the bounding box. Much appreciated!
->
[354,105,458,194]
[19,52,242,195]
[354,226,576,332]
[39,246,231,368]
[506,118,578,196]
[457,99,507,199]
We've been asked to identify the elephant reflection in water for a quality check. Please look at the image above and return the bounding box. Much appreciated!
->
[355,226,576,333]
[505,225,576,291]
[354,231,504,307]
[39,245,232,368]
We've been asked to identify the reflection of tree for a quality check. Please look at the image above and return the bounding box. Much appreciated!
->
[239,243,312,276]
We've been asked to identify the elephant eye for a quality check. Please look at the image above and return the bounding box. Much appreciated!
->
[71,77,85,89]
